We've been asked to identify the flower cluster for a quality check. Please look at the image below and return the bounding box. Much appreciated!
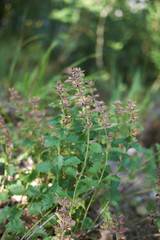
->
[63,67,111,131]
[55,198,75,239]
[100,214,128,240]
[114,100,124,116]
[113,99,140,139]
[9,88,22,103]
[56,79,71,126]
[65,68,94,130]
[9,89,47,147]
[0,114,13,155]
[25,97,45,122]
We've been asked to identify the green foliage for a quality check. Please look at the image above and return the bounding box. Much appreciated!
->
[6,219,26,236]
[7,180,26,195]
[0,67,159,239]
[36,161,52,173]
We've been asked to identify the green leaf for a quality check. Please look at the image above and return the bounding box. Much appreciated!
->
[87,162,103,176]
[136,125,144,131]
[80,177,97,187]
[33,226,47,238]
[21,138,36,148]
[0,206,10,223]
[44,136,59,150]
[6,164,15,176]
[27,185,42,199]
[89,142,102,153]
[47,116,61,126]
[0,191,9,202]
[63,156,81,166]
[76,184,90,197]
[41,193,55,211]
[29,202,42,215]
[83,217,94,230]
[102,175,120,182]
[63,166,77,178]
[6,219,26,235]
[108,152,120,162]
[51,185,68,198]
[36,161,52,173]
[65,134,79,143]
[19,170,38,183]
[112,138,127,145]
[8,206,24,221]
[59,129,67,140]
[111,147,124,154]
[132,142,143,153]
[122,154,131,167]
[52,155,63,171]
[8,180,26,195]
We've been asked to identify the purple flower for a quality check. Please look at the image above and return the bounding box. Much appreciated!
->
[26,97,40,103]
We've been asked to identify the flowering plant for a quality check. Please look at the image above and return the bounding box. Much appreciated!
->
[0,67,155,240]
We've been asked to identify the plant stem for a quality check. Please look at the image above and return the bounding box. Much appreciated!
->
[94,201,109,224]
[72,130,90,202]
[81,138,109,227]
[20,206,55,240]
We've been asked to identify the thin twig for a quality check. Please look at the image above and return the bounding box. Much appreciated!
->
[74,220,103,240]
[25,187,95,240]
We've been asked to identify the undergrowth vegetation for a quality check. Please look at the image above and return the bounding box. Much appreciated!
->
[0,68,159,240]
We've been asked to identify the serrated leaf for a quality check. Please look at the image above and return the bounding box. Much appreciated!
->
[47,116,61,125]
[44,136,59,150]
[59,129,67,140]
[52,155,63,171]
[83,217,94,230]
[33,226,47,238]
[63,156,81,166]
[113,138,127,145]
[108,152,120,162]
[21,138,36,148]
[0,206,10,223]
[29,202,42,215]
[6,164,15,176]
[36,161,52,173]
[89,142,102,153]
[73,121,83,133]
[76,184,91,197]
[63,166,77,178]
[132,142,143,153]
[65,134,79,143]
[122,154,131,167]
[41,193,55,211]
[0,191,9,202]
[87,162,103,176]
[80,177,97,187]
[20,169,38,183]
[8,180,26,195]
[111,147,124,154]
[102,175,120,182]
[6,219,26,235]
[51,185,68,198]
[8,206,24,221]
[34,225,47,239]
[27,185,42,199]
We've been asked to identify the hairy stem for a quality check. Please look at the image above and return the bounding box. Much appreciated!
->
[82,138,109,227]
[72,130,90,202]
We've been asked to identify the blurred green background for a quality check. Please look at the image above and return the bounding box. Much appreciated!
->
[0,0,160,144]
